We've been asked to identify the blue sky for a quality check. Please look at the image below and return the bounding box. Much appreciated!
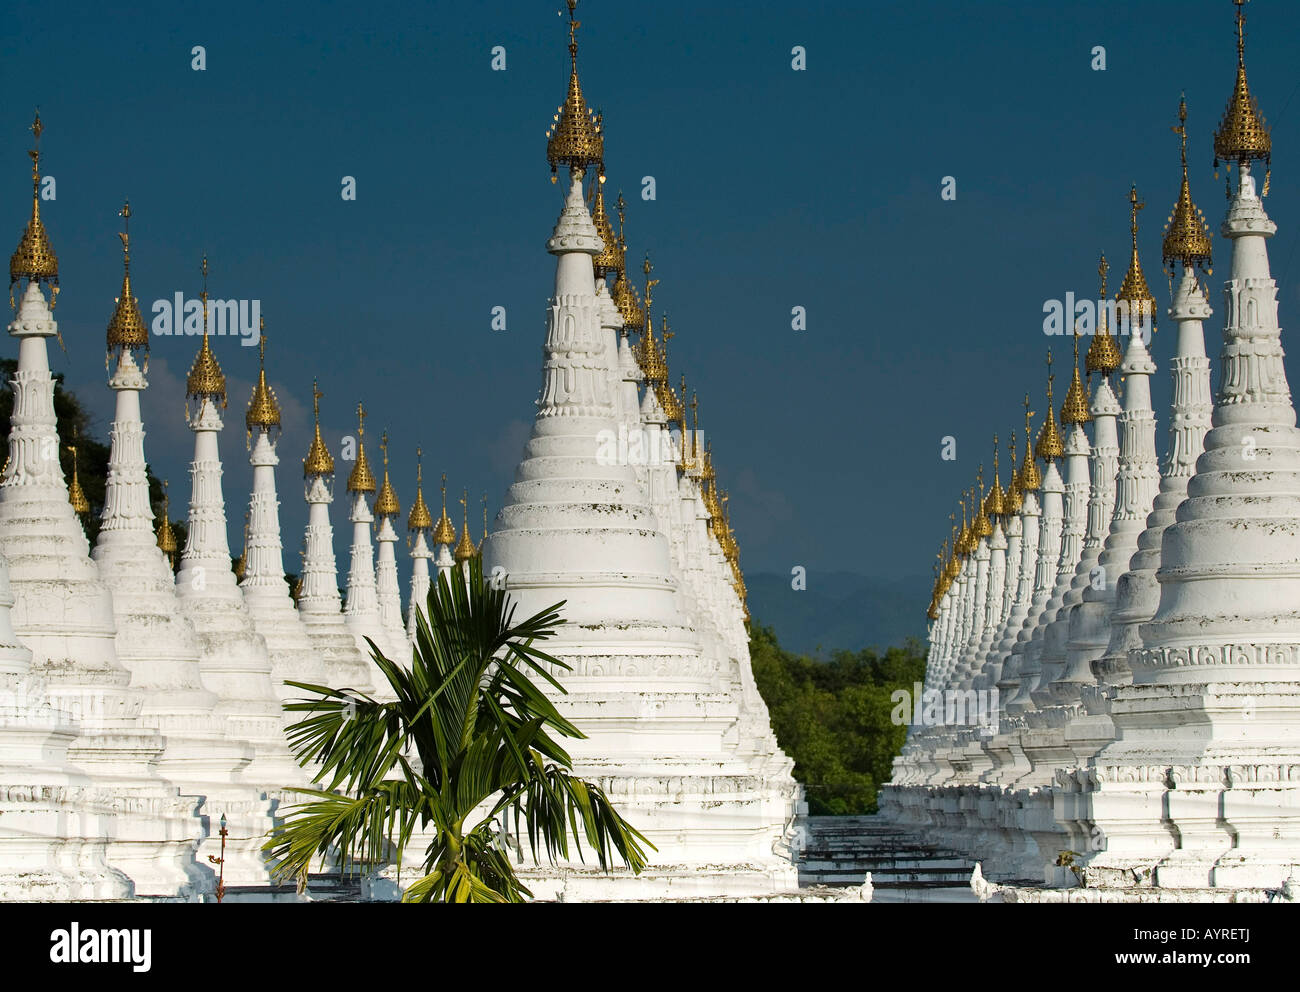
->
[3,0,1298,608]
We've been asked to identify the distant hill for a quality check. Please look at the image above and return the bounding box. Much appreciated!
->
[745,570,930,658]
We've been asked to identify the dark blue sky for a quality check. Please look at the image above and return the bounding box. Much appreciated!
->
[3,0,1298,604]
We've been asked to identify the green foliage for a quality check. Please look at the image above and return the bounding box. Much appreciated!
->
[0,357,183,557]
[749,622,925,815]
[264,555,653,902]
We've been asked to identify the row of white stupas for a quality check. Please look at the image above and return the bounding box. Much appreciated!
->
[0,0,799,901]
[883,0,1300,896]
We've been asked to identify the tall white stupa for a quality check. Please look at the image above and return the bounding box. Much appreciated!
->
[240,329,330,705]
[371,432,409,663]
[483,0,798,899]
[342,403,386,679]
[173,260,302,810]
[404,452,435,641]
[295,383,373,691]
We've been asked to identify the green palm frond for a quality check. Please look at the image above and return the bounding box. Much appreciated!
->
[264,555,653,902]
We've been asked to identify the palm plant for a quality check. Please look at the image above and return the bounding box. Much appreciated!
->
[263,556,652,902]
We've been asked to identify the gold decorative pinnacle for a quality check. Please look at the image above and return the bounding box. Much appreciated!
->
[303,379,336,478]
[1035,352,1065,461]
[156,480,178,567]
[346,402,377,493]
[1005,430,1024,513]
[590,175,621,278]
[407,447,434,532]
[186,256,227,405]
[1019,394,1042,491]
[1085,252,1122,377]
[654,315,684,422]
[1214,0,1271,171]
[246,321,282,435]
[1061,326,1091,425]
[972,465,993,538]
[479,493,489,553]
[432,473,457,546]
[453,489,476,562]
[1164,97,1213,272]
[985,437,1007,518]
[106,200,147,356]
[638,255,668,386]
[545,0,603,179]
[611,192,645,329]
[10,111,59,309]
[1115,184,1158,332]
[373,430,400,517]
[66,426,90,516]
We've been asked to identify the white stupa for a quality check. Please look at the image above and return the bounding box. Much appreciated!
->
[1061,188,1162,687]
[404,454,437,642]
[173,263,302,813]
[342,404,386,681]
[240,330,330,706]
[295,383,373,692]
[1096,99,1216,689]
[371,432,410,664]
[483,3,797,898]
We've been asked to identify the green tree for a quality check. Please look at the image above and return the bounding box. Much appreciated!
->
[264,556,653,902]
[750,622,924,814]
[0,357,185,557]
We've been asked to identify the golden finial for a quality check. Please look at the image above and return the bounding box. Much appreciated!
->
[303,378,336,478]
[66,426,90,516]
[185,256,227,406]
[346,402,377,493]
[545,0,603,180]
[9,111,59,309]
[1005,430,1023,513]
[479,493,489,553]
[1019,393,1042,491]
[972,465,992,538]
[432,472,457,546]
[1163,97,1214,274]
[233,511,249,582]
[245,320,282,437]
[1061,325,1091,424]
[610,192,644,329]
[1115,184,1157,334]
[1214,0,1270,190]
[106,199,147,361]
[654,314,683,422]
[638,255,669,387]
[373,429,400,517]
[590,175,621,278]
[1085,252,1122,377]
[407,446,434,532]
[1035,351,1065,461]
[453,488,476,562]
[985,437,1007,519]
[156,480,178,567]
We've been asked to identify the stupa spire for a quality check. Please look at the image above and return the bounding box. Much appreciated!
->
[9,112,58,309]
[432,472,456,547]
[1163,96,1214,276]
[295,382,373,692]
[545,0,603,181]
[342,401,384,677]
[106,200,147,368]
[372,429,408,662]
[1213,0,1270,194]
[1086,252,1122,378]
[156,481,177,568]
[406,447,435,643]
[66,427,90,518]
[245,321,281,444]
[241,325,329,704]
[1115,184,1158,336]
[1060,327,1091,425]
[1035,351,1064,461]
